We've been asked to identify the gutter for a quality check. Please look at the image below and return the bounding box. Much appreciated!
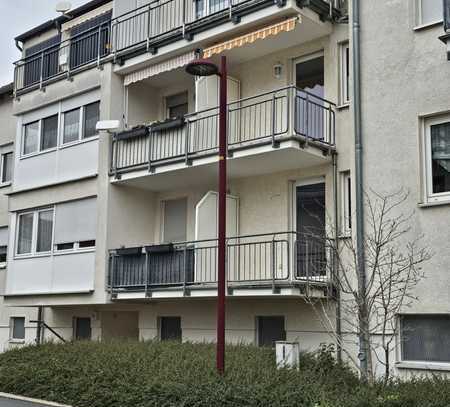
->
[352,0,368,378]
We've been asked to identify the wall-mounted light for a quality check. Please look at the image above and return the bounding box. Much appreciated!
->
[273,62,283,79]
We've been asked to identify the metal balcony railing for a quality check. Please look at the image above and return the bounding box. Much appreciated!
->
[14,22,111,92]
[108,231,333,294]
[110,86,335,175]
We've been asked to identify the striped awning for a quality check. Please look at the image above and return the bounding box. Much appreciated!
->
[124,51,197,86]
[203,17,299,59]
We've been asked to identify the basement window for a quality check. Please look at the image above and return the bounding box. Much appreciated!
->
[256,316,286,347]
[159,317,182,341]
[74,317,92,340]
[401,315,450,364]
[10,317,25,341]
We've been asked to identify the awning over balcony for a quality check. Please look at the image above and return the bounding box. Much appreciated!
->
[202,17,299,59]
[124,51,197,86]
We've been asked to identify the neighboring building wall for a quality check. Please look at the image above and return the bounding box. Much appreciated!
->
[0,86,38,352]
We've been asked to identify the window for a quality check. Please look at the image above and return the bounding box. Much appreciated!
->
[0,246,7,266]
[257,316,286,347]
[341,171,351,235]
[17,212,34,254]
[74,317,92,340]
[83,101,100,139]
[79,240,96,248]
[162,198,187,243]
[56,242,74,251]
[417,0,443,26]
[41,115,58,150]
[23,121,39,155]
[10,317,25,341]
[339,42,350,105]
[1,152,13,183]
[424,117,450,202]
[401,315,450,363]
[63,108,81,144]
[16,208,54,256]
[166,92,188,119]
[36,210,53,252]
[159,317,182,341]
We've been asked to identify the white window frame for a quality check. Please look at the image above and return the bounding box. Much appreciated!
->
[0,245,7,268]
[20,100,100,158]
[340,171,351,236]
[416,0,443,28]
[0,150,13,186]
[398,314,450,369]
[339,41,350,106]
[15,207,55,257]
[422,114,450,204]
[10,316,26,342]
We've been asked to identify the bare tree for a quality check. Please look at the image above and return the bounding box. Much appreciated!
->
[304,189,431,382]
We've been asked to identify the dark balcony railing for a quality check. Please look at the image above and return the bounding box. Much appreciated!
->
[14,22,111,92]
[110,86,335,175]
[108,231,333,294]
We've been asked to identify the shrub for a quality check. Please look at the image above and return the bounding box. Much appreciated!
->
[0,341,448,407]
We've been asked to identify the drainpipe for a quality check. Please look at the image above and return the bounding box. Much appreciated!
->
[14,40,23,52]
[36,306,44,345]
[352,0,368,379]
[332,152,342,363]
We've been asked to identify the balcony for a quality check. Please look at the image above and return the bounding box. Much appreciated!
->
[13,0,343,95]
[112,0,342,62]
[110,86,335,187]
[14,22,111,94]
[108,232,334,299]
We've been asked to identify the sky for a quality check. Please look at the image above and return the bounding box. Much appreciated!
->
[0,0,87,86]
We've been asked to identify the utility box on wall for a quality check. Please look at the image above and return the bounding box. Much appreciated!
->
[275,341,300,369]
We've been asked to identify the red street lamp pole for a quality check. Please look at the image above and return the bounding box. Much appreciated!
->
[186,55,227,375]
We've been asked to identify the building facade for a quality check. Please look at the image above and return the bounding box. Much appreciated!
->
[1,0,449,375]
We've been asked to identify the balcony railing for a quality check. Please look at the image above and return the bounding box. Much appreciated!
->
[110,86,335,176]
[108,232,334,295]
[14,22,111,92]
[13,1,343,94]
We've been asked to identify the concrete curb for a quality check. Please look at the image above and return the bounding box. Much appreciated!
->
[0,392,72,407]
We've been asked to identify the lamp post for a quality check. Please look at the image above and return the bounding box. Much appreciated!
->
[186,56,227,375]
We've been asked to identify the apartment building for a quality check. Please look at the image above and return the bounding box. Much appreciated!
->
[1,0,449,375]
[0,83,38,351]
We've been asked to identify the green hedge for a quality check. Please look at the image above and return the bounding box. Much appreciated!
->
[0,341,449,407]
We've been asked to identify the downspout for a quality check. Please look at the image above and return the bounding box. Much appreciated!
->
[332,152,342,363]
[14,40,23,52]
[352,0,368,379]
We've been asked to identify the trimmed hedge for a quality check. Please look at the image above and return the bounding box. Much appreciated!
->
[0,341,449,407]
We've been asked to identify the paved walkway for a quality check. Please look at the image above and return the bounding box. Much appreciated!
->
[0,395,70,407]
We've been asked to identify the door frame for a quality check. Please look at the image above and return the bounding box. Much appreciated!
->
[292,50,325,87]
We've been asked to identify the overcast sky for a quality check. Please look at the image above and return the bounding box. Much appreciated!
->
[0,0,87,86]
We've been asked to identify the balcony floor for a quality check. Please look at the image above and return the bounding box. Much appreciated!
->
[112,138,332,191]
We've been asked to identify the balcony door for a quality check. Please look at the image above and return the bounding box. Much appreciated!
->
[294,53,325,141]
[295,181,326,279]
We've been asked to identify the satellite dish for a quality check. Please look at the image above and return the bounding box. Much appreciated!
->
[55,1,72,14]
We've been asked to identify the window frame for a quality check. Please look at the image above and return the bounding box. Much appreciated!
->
[399,314,450,367]
[0,245,7,268]
[40,114,59,151]
[416,0,443,28]
[165,92,189,119]
[0,150,13,185]
[339,41,350,106]
[161,197,188,243]
[423,114,450,204]
[340,171,352,236]
[20,100,100,158]
[10,316,26,342]
[15,207,55,257]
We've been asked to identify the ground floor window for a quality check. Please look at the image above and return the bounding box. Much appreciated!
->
[159,316,182,341]
[74,317,92,341]
[256,316,286,347]
[10,317,25,341]
[401,314,450,363]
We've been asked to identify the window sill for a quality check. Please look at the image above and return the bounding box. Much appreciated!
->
[9,339,25,344]
[418,199,450,208]
[14,252,52,260]
[0,182,12,189]
[20,147,57,161]
[14,248,95,260]
[396,361,450,372]
[413,20,443,32]
[336,103,350,111]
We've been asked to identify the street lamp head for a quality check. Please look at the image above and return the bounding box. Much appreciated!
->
[185,58,219,77]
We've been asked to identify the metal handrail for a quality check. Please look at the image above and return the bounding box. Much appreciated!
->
[108,231,333,292]
[111,85,336,173]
